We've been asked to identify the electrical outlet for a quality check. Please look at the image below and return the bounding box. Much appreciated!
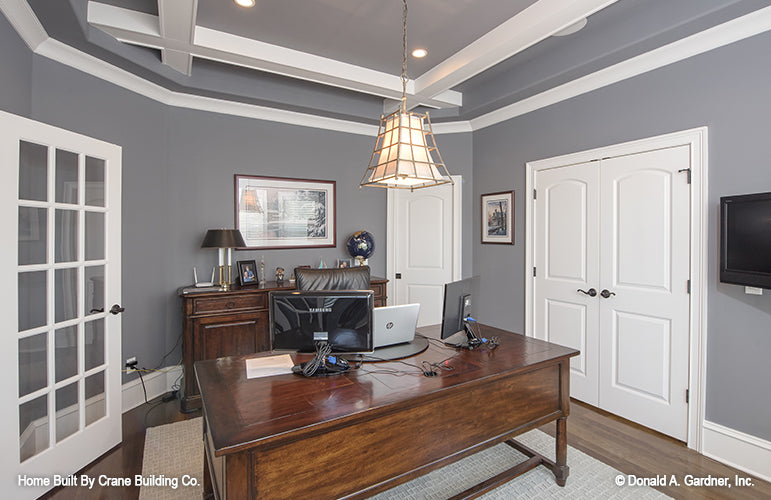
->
[125,356,138,369]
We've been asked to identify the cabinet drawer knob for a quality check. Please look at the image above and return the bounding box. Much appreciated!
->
[226,301,236,309]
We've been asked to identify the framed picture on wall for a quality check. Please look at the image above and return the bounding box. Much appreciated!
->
[235,175,336,249]
[481,191,514,244]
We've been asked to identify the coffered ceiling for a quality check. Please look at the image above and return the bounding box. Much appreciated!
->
[6,0,768,126]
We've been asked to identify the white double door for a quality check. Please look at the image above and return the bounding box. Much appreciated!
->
[534,146,691,441]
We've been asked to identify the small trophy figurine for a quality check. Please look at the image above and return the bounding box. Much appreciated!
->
[275,267,285,282]
[259,256,265,284]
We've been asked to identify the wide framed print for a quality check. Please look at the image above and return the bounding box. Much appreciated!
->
[235,175,336,249]
[481,190,514,244]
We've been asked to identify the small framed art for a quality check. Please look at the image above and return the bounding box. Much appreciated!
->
[237,260,258,285]
[337,259,353,269]
[481,191,514,244]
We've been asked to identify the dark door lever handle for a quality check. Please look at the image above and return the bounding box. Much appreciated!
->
[577,288,597,297]
[109,304,125,315]
[600,289,616,298]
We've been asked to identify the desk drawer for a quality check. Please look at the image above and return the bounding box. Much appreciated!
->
[193,294,266,315]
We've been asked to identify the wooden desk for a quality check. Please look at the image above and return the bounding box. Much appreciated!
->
[179,277,387,412]
[195,325,578,499]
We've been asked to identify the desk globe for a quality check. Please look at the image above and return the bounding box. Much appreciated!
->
[346,231,375,266]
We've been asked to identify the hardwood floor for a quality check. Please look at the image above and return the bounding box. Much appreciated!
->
[42,395,770,499]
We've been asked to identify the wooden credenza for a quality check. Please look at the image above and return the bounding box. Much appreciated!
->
[179,277,387,412]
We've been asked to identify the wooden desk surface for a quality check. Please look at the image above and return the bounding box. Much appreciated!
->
[196,325,577,456]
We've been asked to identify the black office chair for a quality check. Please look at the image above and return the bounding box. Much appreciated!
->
[294,266,371,291]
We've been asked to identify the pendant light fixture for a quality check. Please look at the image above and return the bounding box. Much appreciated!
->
[359,0,453,190]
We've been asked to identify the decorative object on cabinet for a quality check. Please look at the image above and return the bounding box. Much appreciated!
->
[178,276,388,412]
[201,229,247,290]
[481,191,514,245]
[237,260,257,285]
[337,258,353,268]
[346,230,375,266]
[235,175,336,249]
[359,0,453,191]
[275,267,285,282]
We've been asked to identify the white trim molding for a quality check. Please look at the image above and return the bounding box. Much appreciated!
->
[121,364,183,413]
[524,127,709,452]
[703,420,771,483]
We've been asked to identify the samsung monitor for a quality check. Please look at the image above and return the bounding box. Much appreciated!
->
[720,192,771,289]
[440,277,479,340]
[270,290,374,353]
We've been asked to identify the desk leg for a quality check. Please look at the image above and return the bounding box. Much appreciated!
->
[554,417,569,487]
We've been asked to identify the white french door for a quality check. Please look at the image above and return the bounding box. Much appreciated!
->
[533,145,691,441]
[0,110,122,499]
[387,176,461,327]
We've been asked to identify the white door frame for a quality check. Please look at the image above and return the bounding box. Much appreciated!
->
[386,175,463,306]
[524,127,708,452]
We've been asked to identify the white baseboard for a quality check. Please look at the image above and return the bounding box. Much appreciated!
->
[121,365,183,413]
[702,420,771,483]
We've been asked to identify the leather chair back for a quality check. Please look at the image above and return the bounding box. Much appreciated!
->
[294,266,371,291]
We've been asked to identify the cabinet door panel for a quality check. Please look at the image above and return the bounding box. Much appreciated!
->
[198,312,269,361]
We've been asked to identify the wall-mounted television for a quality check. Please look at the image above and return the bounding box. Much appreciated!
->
[720,191,771,289]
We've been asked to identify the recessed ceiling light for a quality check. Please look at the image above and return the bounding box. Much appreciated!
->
[411,48,428,58]
[234,0,255,7]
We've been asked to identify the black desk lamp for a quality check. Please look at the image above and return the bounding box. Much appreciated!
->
[201,229,246,290]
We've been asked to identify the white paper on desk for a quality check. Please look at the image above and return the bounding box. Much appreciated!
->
[245,355,295,379]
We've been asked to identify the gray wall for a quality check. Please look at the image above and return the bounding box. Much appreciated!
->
[473,30,771,440]
[0,15,31,115]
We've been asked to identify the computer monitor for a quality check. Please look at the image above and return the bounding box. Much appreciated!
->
[440,277,479,340]
[270,290,374,353]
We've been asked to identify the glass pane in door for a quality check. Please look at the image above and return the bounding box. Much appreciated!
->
[85,212,104,260]
[18,271,46,332]
[19,333,47,397]
[18,207,47,265]
[85,372,105,426]
[55,209,78,263]
[85,156,105,207]
[55,268,78,323]
[85,266,105,315]
[55,382,79,442]
[19,395,49,462]
[55,149,78,204]
[84,319,104,370]
[55,326,78,383]
[19,141,47,202]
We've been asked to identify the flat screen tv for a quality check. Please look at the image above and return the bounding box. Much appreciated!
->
[270,290,374,353]
[720,191,771,289]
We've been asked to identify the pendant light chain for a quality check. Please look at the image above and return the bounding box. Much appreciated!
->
[401,0,408,112]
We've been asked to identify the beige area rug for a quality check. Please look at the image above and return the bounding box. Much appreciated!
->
[141,417,670,499]
[139,418,203,500]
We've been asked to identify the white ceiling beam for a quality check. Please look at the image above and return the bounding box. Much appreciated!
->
[157,0,197,75]
[410,0,619,108]
[87,2,462,107]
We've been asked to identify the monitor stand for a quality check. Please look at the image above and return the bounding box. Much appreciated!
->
[349,336,429,362]
[443,330,470,347]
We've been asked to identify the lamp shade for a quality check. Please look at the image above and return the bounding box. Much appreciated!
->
[201,229,246,248]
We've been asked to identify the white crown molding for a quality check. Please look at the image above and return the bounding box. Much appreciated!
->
[0,0,47,50]
[470,5,771,131]
[4,2,771,138]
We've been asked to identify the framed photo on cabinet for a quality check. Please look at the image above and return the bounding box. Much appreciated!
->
[481,191,514,244]
[235,175,336,250]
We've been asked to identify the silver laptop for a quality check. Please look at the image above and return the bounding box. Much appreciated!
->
[372,303,420,348]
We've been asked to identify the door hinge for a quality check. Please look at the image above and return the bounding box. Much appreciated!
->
[686,389,690,404]
[533,188,537,200]
[533,267,537,277]
[687,279,691,294]
[678,168,692,184]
